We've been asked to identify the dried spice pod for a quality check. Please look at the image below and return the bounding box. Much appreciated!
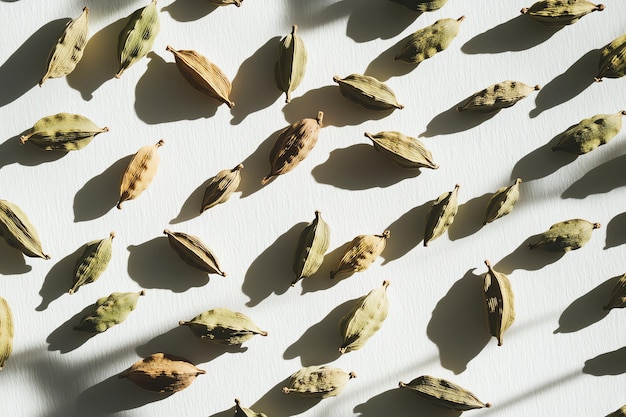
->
[75,291,145,333]
[394,16,464,64]
[528,218,600,252]
[276,25,307,103]
[484,178,522,225]
[20,113,108,151]
[163,229,226,276]
[603,274,626,310]
[69,232,115,294]
[333,74,404,111]
[119,353,205,393]
[117,139,164,209]
[40,7,89,85]
[0,199,49,259]
[424,184,459,246]
[483,260,515,346]
[399,375,491,411]
[166,46,234,108]
[339,280,389,354]
[365,131,438,170]
[390,0,448,12]
[521,0,604,26]
[116,0,160,78]
[552,111,626,154]
[282,366,356,398]
[234,399,266,417]
[179,308,267,345]
[292,211,331,286]
[457,81,540,113]
[209,0,242,5]
[262,112,323,185]
[0,297,13,370]
[596,34,626,81]
[201,164,243,212]
[607,405,626,417]
[330,230,390,278]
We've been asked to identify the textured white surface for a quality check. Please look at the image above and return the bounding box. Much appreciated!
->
[1,0,626,416]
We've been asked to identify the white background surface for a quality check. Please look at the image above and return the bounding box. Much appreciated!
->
[1,0,626,416]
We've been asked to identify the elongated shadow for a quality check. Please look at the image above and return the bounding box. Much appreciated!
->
[47,303,97,353]
[364,33,418,81]
[170,177,212,224]
[561,154,626,199]
[583,347,626,376]
[605,212,626,249]
[354,387,461,417]
[239,128,283,198]
[510,139,577,183]
[0,132,67,170]
[494,235,565,275]
[449,193,491,241]
[342,0,418,43]
[0,238,31,275]
[162,0,217,22]
[419,103,499,138]
[299,241,358,294]
[427,269,491,374]
[36,244,85,311]
[248,376,321,416]
[382,201,430,265]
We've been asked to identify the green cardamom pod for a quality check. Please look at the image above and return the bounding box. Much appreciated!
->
[596,34,626,81]
[0,297,14,370]
[282,366,356,398]
[292,211,331,286]
[276,25,307,103]
[483,260,515,346]
[75,291,145,333]
[424,184,459,246]
[528,218,600,252]
[333,74,404,111]
[0,199,49,259]
[201,164,243,213]
[69,232,115,294]
[208,0,242,5]
[163,229,226,276]
[234,399,266,417]
[179,308,267,345]
[603,274,626,311]
[116,0,160,78]
[606,405,626,417]
[330,230,390,278]
[399,375,491,410]
[457,81,540,113]
[484,178,522,225]
[119,353,205,393]
[521,0,604,26]
[20,113,108,151]
[394,16,464,64]
[552,111,625,154]
[364,131,438,170]
[390,0,448,12]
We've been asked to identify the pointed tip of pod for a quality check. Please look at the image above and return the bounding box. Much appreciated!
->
[338,347,347,354]
[457,15,466,22]
[163,229,172,236]
[291,24,298,34]
[596,4,605,11]
[381,230,391,239]
[520,7,529,14]
[484,259,492,269]
[83,6,89,13]
[68,288,75,295]
[156,139,165,147]
[316,111,324,125]
[233,163,244,171]
[226,101,235,108]
[179,320,188,326]
[398,381,407,388]
[594,76,604,82]
[515,177,522,184]
[282,387,291,394]
[485,403,492,408]
[43,253,51,260]
[39,77,47,87]
[19,133,32,145]
[497,337,503,346]
[115,69,124,79]
[219,271,227,277]
[234,398,241,406]
[332,75,341,83]
[109,231,116,239]
[117,202,123,210]
[259,330,268,336]
[620,110,626,116]
[593,222,601,229]
[349,371,357,379]
[102,127,110,133]
[533,85,541,90]
[396,103,405,110]
[261,175,273,185]
[454,183,460,190]
[382,280,390,287]
[424,240,429,247]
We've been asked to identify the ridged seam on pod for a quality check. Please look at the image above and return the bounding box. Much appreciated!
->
[119,353,205,393]
[483,260,515,346]
[394,16,465,64]
[606,405,626,417]
[234,399,267,417]
[339,280,390,354]
[163,229,226,276]
[0,199,50,259]
[457,81,540,113]
[201,164,243,213]
[116,0,160,78]
[389,0,449,12]
[261,111,323,185]
[166,46,234,108]
[330,230,390,278]
[365,131,438,170]
[20,113,109,151]
[424,184,459,246]
[603,273,626,310]
[484,178,522,225]
[69,232,115,294]
[528,218,600,252]
[399,375,491,411]
[292,210,331,286]
[552,111,626,154]
[0,297,13,370]
[208,0,242,6]
[179,307,267,345]
[276,25,307,103]
[521,0,605,26]
[75,291,145,333]
[334,74,404,111]
[118,139,164,209]
[596,34,626,81]
[40,7,89,85]
[282,366,356,398]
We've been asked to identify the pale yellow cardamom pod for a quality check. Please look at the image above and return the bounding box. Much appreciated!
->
[604,274,626,311]
[276,25,307,103]
[201,164,243,212]
[365,131,438,170]
[330,230,390,278]
[399,375,491,410]
[282,366,356,398]
[484,178,522,225]
[292,210,331,286]
[457,81,540,113]
[117,140,164,209]
[521,0,604,26]
[20,113,108,151]
[596,33,626,81]
[528,218,600,252]
[119,353,205,393]
[163,229,226,276]
[116,0,160,78]
[334,74,404,111]
[483,260,515,346]
[0,199,50,259]
[0,297,14,370]
[424,184,459,246]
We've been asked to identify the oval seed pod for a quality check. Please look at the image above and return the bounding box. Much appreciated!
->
[424,184,459,246]
[0,199,49,259]
[40,7,89,85]
[208,0,242,5]
[0,297,14,370]
[69,232,115,294]
[339,280,390,354]
[166,46,234,108]
[484,178,522,225]
[457,81,540,113]
[119,353,205,393]
[333,74,404,111]
[262,112,323,185]
[116,0,160,78]
[75,291,145,333]
[163,229,226,276]
[389,0,448,12]
[603,274,626,310]
[201,164,243,212]
[292,211,331,286]
[521,0,604,26]
[596,34,626,81]
[483,260,515,346]
[365,131,438,170]
[552,111,625,154]
[528,218,600,252]
[394,16,464,64]
[607,405,626,417]
[117,139,164,209]
[179,308,267,345]
[330,230,390,279]
[276,25,307,103]
[234,399,266,417]
[399,375,491,411]
[282,366,356,398]
[20,113,108,151]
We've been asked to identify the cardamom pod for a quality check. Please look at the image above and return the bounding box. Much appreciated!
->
[276,25,307,103]
[116,0,160,78]
[234,399,266,417]
[201,164,243,213]
[390,0,448,12]
[364,131,438,170]
[119,353,205,393]
[282,366,356,398]
[399,375,491,411]
[394,16,465,64]
[0,199,50,259]
[483,260,515,346]
[261,111,323,185]
[330,230,390,279]
[75,291,145,333]
[553,111,626,154]
[521,0,604,26]
[333,74,404,111]
[424,184,459,246]
[179,308,267,345]
[606,405,626,417]
[339,280,389,354]
[163,229,226,276]
[292,210,331,286]
[528,218,600,252]
[69,232,115,295]
[484,178,522,225]
[208,0,242,5]
[0,297,13,370]
[166,45,234,108]
[457,81,540,113]
[20,113,108,151]
[40,7,89,85]
[117,139,164,209]
[596,34,626,81]
[603,274,626,310]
